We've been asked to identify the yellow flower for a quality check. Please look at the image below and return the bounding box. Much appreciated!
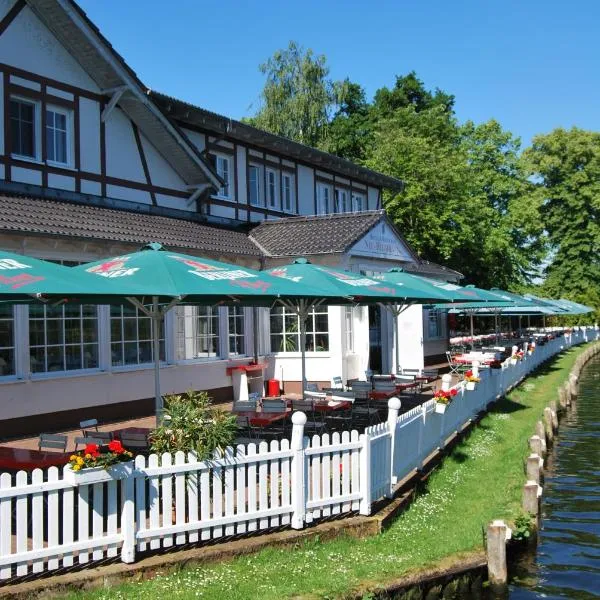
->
[72,464,81,471]
[69,455,77,461]
[85,453,92,459]
[76,457,84,466]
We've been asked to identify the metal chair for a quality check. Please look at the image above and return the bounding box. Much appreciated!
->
[232,398,259,412]
[38,433,68,453]
[83,430,113,443]
[79,418,98,435]
[291,399,326,434]
[305,382,319,392]
[262,399,288,413]
[446,351,469,377]
[120,432,149,452]
[74,435,105,450]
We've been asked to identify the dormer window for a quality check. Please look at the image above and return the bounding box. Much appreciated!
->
[210,153,232,199]
[46,107,69,165]
[10,98,37,159]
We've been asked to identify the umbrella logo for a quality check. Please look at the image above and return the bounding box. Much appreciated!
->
[0,273,44,290]
[170,256,257,281]
[318,267,380,288]
[270,268,302,283]
[0,259,31,270]
[87,258,139,278]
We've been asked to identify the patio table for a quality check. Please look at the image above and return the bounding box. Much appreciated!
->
[236,409,291,427]
[452,353,498,365]
[110,426,153,439]
[0,447,70,471]
[313,400,352,412]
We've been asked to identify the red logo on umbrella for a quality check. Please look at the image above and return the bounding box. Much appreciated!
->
[88,259,126,274]
[170,256,219,271]
[0,273,44,290]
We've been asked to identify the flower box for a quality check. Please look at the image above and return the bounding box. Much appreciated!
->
[434,402,447,414]
[64,460,134,486]
[510,358,518,366]
[466,381,476,391]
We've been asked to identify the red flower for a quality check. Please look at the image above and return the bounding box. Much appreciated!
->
[450,388,458,397]
[108,440,125,454]
[84,443,99,454]
[465,370,473,378]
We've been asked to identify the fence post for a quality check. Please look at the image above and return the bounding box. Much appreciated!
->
[387,397,401,491]
[359,431,372,516]
[290,411,307,530]
[487,519,511,587]
[120,472,136,564]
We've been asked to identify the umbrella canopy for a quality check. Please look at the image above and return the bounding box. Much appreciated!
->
[74,244,329,419]
[0,249,138,300]
[73,242,323,305]
[266,258,449,386]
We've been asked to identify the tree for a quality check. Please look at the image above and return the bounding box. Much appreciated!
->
[250,41,343,147]
[521,127,600,318]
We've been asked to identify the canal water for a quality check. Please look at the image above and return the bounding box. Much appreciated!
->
[509,355,600,599]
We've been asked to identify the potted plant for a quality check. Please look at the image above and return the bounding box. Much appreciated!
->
[464,370,480,391]
[433,388,457,413]
[64,440,134,485]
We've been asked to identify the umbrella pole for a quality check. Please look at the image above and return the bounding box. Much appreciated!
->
[470,313,474,350]
[394,307,400,375]
[152,296,162,422]
[299,303,308,392]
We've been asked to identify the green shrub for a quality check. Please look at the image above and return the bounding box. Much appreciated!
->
[149,390,237,459]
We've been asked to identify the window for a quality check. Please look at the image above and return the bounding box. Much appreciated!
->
[344,306,354,353]
[46,107,68,164]
[282,173,294,212]
[266,169,278,209]
[0,304,15,376]
[352,193,364,212]
[176,306,220,360]
[228,307,245,355]
[317,184,331,215]
[10,98,36,158]
[334,189,349,213]
[110,305,164,366]
[427,309,444,339]
[29,304,99,373]
[210,154,231,198]
[270,306,329,353]
[249,164,262,206]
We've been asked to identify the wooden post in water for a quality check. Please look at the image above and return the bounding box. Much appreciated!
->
[536,420,548,454]
[487,520,510,588]
[543,407,555,443]
[569,373,578,399]
[529,435,543,456]
[526,453,543,484]
[549,401,559,428]
[558,385,567,409]
[523,481,541,518]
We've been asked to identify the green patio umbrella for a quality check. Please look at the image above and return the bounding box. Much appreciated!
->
[266,258,450,388]
[0,248,139,300]
[74,244,327,418]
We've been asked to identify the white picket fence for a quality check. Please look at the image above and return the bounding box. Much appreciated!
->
[0,328,593,581]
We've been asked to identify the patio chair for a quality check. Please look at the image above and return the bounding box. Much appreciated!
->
[446,351,469,377]
[79,418,98,435]
[291,399,326,434]
[332,376,344,389]
[262,399,288,413]
[305,382,319,392]
[120,432,150,453]
[83,430,113,443]
[74,435,105,450]
[232,398,259,412]
[38,433,68,453]
[348,381,379,426]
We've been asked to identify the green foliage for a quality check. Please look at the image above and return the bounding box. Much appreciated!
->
[251,41,345,148]
[521,127,600,320]
[511,512,535,542]
[149,390,237,459]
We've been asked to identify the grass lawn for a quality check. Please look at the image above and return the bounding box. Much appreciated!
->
[67,345,586,600]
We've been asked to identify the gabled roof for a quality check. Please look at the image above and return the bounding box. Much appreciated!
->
[0,194,261,257]
[25,0,220,189]
[250,211,387,257]
[249,211,463,280]
[152,92,405,192]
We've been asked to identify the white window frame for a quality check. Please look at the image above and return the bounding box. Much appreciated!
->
[228,306,246,356]
[334,188,349,213]
[0,305,16,377]
[9,95,41,161]
[45,104,73,167]
[426,309,444,340]
[28,304,100,375]
[249,164,263,207]
[266,168,279,209]
[317,183,332,215]
[282,172,294,213]
[352,193,364,212]
[211,153,232,200]
[344,306,354,353]
[175,306,221,362]
[269,306,329,354]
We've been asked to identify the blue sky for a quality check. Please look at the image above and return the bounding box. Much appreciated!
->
[78,0,599,148]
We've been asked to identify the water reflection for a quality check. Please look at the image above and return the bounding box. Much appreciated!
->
[510,355,600,599]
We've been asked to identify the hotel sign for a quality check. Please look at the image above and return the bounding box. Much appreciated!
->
[350,223,413,261]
